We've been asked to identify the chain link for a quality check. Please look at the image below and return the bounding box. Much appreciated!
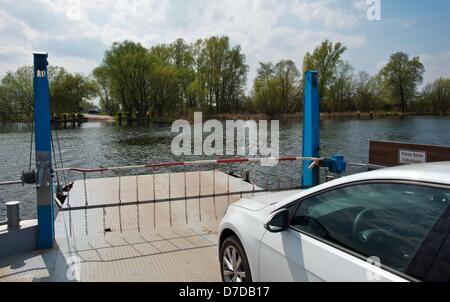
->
[198,170,202,222]
[169,172,172,226]
[184,166,188,224]
[153,172,156,229]
[67,189,72,237]
[83,173,88,236]
[136,175,140,233]
[213,168,217,220]
[118,175,122,233]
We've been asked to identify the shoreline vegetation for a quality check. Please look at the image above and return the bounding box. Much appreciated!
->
[1,110,448,125]
[1,37,449,123]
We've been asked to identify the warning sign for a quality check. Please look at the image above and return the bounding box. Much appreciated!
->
[399,150,427,164]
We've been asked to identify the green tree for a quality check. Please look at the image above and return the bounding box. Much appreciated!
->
[353,71,381,112]
[0,66,34,120]
[0,65,95,120]
[379,52,425,113]
[326,61,354,112]
[195,36,248,113]
[413,84,433,115]
[186,79,208,110]
[419,78,450,115]
[102,41,156,117]
[252,60,301,117]
[150,39,195,112]
[49,68,96,114]
[168,39,196,109]
[303,40,347,105]
[151,62,180,116]
[93,65,118,115]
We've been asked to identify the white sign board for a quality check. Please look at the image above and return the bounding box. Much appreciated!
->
[399,150,427,164]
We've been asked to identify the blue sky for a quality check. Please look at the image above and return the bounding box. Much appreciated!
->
[0,0,449,87]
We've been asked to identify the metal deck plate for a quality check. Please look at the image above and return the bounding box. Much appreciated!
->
[0,171,258,282]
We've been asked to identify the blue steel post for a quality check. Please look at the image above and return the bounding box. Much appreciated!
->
[33,52,54,249]
[302,70,320,188]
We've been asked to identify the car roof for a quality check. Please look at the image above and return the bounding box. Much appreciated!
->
[342,161,450,186]
[274,162,450,209]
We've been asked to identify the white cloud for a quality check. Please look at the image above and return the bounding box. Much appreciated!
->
[419,52,450,84]
[0,0,368,85]
[352,0,368,11]
[290,0,363,29]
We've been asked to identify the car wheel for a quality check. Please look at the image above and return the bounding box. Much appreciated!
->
[220,235,252,282]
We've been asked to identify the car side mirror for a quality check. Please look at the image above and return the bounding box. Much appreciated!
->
[264,209,290,233]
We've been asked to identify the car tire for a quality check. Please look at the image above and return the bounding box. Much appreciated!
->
[220,235,252,282]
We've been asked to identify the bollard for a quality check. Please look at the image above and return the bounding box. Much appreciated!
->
[6,201,21,230]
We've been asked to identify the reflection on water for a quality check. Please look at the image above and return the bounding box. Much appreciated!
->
[0,116,449,219]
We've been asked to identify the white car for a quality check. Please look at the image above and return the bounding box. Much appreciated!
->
[218,162,450,282]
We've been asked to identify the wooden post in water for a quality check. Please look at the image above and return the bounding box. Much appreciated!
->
[53,114,58,129]
[126,112,132,126]
[118,112,122,126]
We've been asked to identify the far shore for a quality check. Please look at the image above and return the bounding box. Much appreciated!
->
[197,111,449,122]
[83,114,116,122]
[1,111,448,124]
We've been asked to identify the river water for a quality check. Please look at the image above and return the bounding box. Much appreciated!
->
[1,116,449,220]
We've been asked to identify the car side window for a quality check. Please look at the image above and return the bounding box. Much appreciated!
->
[290,183,449,275]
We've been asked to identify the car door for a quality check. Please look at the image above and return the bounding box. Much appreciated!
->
[258,182,450,282]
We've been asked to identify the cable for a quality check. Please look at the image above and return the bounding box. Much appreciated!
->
[28,118,34,172]
[54,126,67,185]
[51,132,61,192]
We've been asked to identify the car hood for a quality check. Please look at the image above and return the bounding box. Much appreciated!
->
[233,190,304,211]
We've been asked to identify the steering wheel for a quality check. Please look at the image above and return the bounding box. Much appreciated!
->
[352,208,379,241]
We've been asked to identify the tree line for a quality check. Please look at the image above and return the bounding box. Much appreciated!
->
[0,37,449,121]
[0,66,96,121]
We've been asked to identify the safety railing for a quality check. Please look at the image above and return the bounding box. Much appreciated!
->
[1,157,386,236]
[55,156,337,237]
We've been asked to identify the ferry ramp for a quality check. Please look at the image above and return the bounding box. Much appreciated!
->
[0,171,260,282]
